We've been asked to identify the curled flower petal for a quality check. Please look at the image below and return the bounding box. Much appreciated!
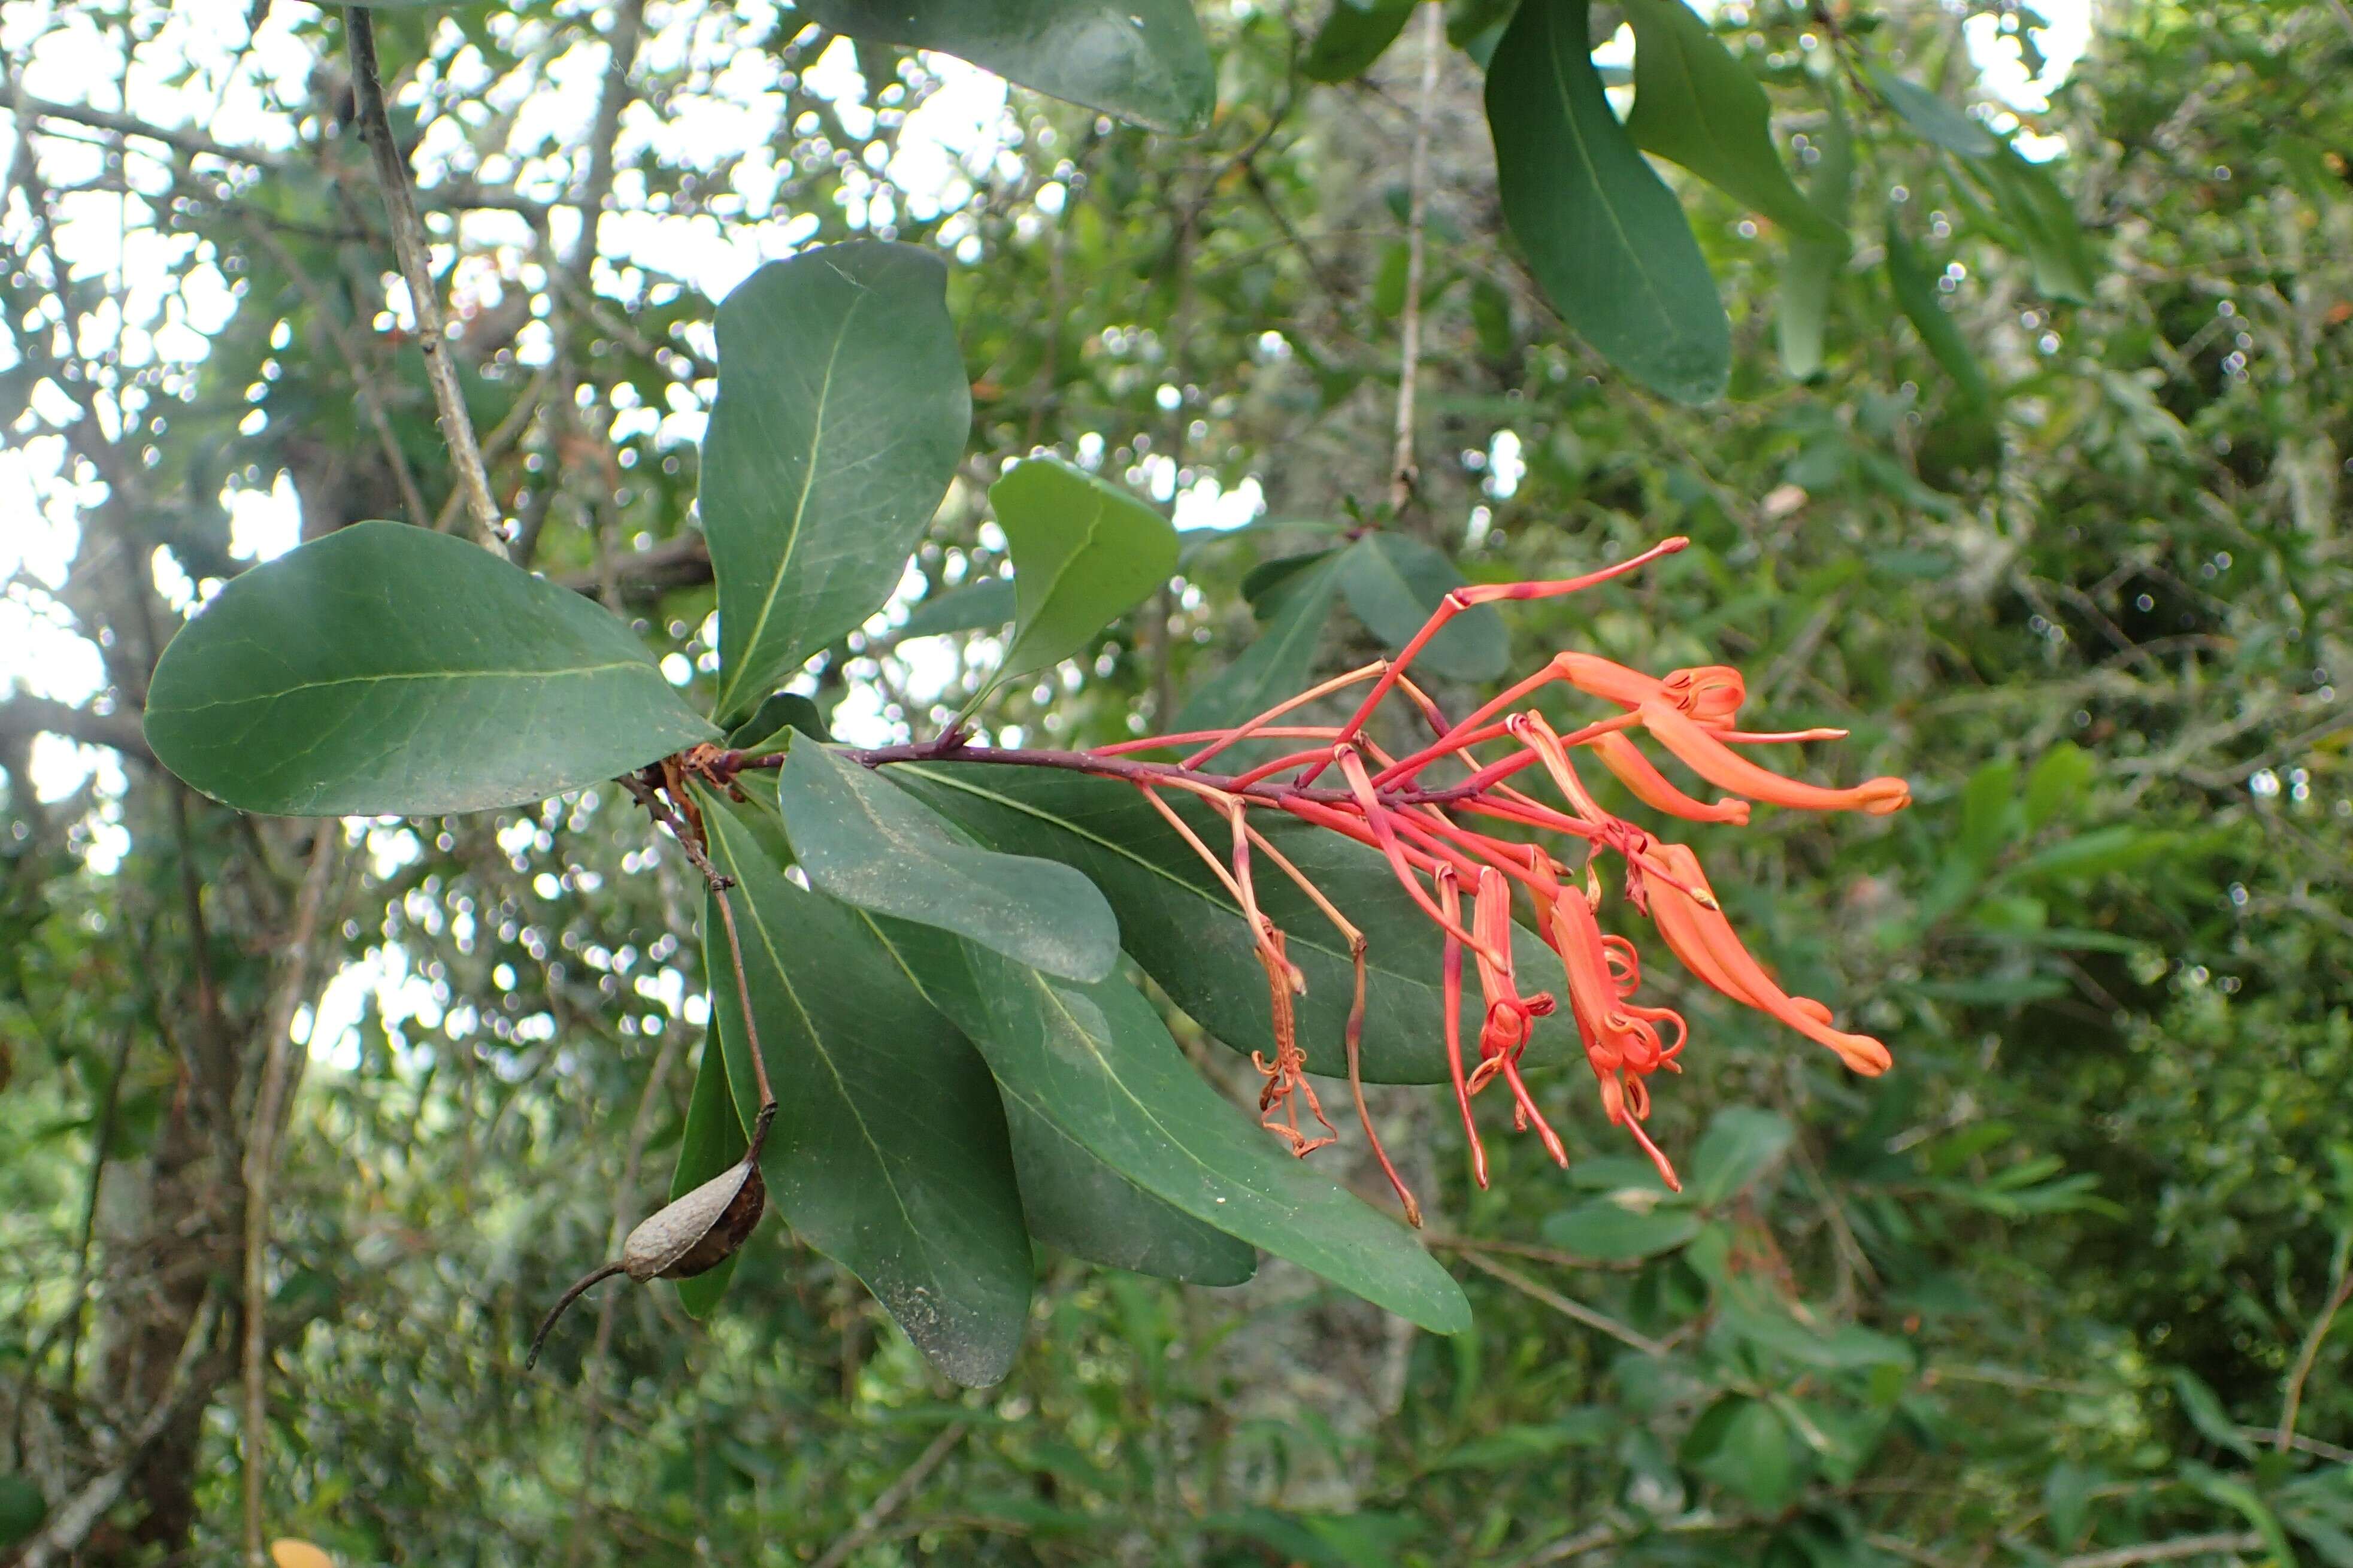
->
[1638,699,1912,816]
[1646,842,1893,1075]
[1587,730,1751,824]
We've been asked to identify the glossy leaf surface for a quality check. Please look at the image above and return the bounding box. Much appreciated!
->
[1336,530,1509,683]
[991,457,1178,682]
[863,916,1473,1333]
[1621,0,1839,242]
[1003,1098,1259,1285]
[702,242,970,727]
[1487,0,1729,404]
[886,763,1570,1082]
[797,0,1215,134]
[703,795,1034,1387]
[143,521,716,817]
[774,741,1121,983]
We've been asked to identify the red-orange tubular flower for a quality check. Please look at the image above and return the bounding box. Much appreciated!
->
[797,536,1911,1218]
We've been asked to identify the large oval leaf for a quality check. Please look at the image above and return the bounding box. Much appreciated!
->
[861,915,1473,1334]
[1486,0,1729,404]
[885,763,1572,1083]
[992,457,1178,683]
[702,242,971,728]
[798,0,1215,135]
[702,794,1034,1387]
[143,521,716,817]
[774,741,1121,982]
[1004,1099,1259,1285]
[1336,530,1509,684]
[1622,0,1842,244]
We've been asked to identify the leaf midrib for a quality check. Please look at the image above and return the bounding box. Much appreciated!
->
[155,660,658,715]
[1533,0,1679,337]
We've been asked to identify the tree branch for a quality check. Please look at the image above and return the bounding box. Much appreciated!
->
[809,1423,971,1568]
[0,694,153,763]
[2057,1533,2264,1568]
[1387,0,1442,515]
[345,7,506,554]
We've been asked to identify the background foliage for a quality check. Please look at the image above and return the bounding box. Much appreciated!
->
[3,0,2352,1564]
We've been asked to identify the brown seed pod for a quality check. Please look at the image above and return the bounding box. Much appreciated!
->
[525,1156,766,1370]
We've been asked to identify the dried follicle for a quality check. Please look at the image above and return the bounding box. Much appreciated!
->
[525,1155,767,1371]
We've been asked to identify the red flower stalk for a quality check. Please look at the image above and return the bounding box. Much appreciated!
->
[779,535,1910,1220]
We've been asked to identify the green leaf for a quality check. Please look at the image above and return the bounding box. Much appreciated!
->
[143,521,716,817]
[899,577,1016,641]
[991,457,1179,682]
[702,796,1034,1387]
[1541,1198,1703,1260]
[703,242,971,727]
[1487,0,1729,403]
[1175,554,1344,756]
[1975,145,2097,304]
[1872,69,1998,159]
[726,691,833,753]
[796,0,1215,134]
[2169,1369,2257,1459]
[1622,0,1840,242]
[1003,1099,1259,1285]
[2184,1462,2300,1566]
[885,763,1572,1083]
[0,1473,46,1549]
[668,1035,750,1318]
[773,741,1121,983]
[1885,214,1997,411]
[860,917,1474,1334]
[1688,1106,1796,1207]
[1683,1396,1806,1509]
[1304,0,1417,83]
[2022,741,2092,829]
[1778,87,1854,380]
[1336,531,1509,683]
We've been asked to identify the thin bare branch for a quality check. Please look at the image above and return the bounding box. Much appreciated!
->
[809,1423,971,1568]
[345,7,506,553]
[2057,1532,2264,1568]
[1388,1,1442,514]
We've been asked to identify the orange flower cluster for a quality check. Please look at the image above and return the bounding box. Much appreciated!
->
[1081,536,1909,1213]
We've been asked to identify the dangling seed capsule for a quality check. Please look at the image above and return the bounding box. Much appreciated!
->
[525,1155,766,1370]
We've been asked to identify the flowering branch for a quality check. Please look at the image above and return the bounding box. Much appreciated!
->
[695,535,1912,1215]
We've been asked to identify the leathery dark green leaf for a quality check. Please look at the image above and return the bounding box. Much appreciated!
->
[774,741,1121,983]
[142,521,716,817]
[1486,0,1729,403]
[860,915,1473,1334]
[1336,530,1509,683]
[1621,0,1842,243]
[796,0,1215,135]
[668,1026,750,1318]
[702,793,1034,1387]
[1303,0,1418,83]
[702,242,970,728]
[885,763,1571,1083]
[1003,1097,1259,1285]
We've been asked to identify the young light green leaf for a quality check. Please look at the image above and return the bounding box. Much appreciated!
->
[899,577,1016,641]
[1487,0,1729,404]
[886,763,1570,1083]
[1337,531,1509,683]
[1003,1099,1259,1285]
[702,795,1034,1387]
[796,0,1215,134]
[861,916,1474,1335]
[1778,86,1854,380]
[1688,1106,1796,1207]
[143,521,717,817]
[1303,0,1417,83]
[1872,69,1998,159]
[1886,214,1997,411]
[1621,0,1842,242]
[773,741,1121,983]
[991,457,1179,682]
[667,1032,750,1318]
[703,242,970,728]
[1540,1199,1703,1261]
